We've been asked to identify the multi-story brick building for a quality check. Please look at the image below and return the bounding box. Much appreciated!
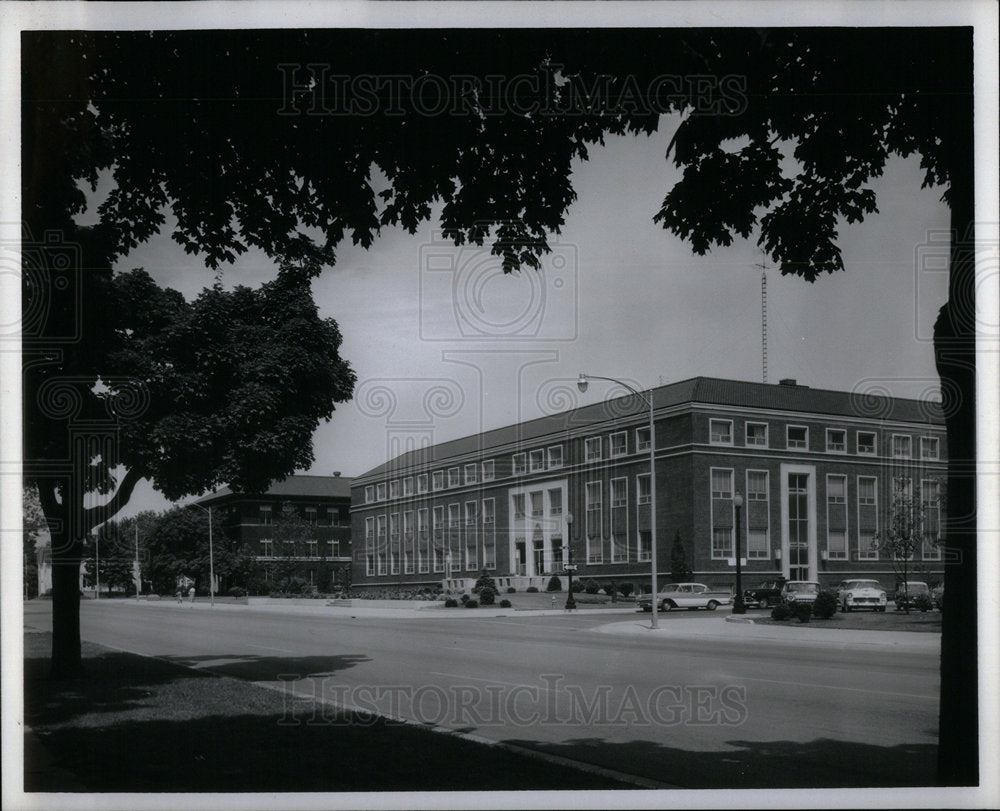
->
[197,473,354,593]
[351,377,947,593]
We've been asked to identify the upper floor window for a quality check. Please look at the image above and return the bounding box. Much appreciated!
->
[827,475,846,504]
[711,469,733,499]
[512,453,526,475]
[548,488,562,515]
[547,445,563,469]
[482,460,495,481]
[403,477,414,496]
[710,419,733,445]
[611,478,627,508]
[857,431,877,455]
[786,425,808,450]
[610,432,627,457]
[637,473,651,504]
[636,426,651,451]
[826,429,846,453]
[376,482,387,501]
[921,436,940,460]
[433,470,444,491]
[259,505,272,525]
[304,507,317,525]
[465,463,479,484]
[417,473,428,494]
[482,498,495,524]
[512,493,526,519]
[892,434,912,459]
[389,480,400,499]
[585,437,602,461]
[858,476,877,505]
[529,449,545,472]
[448,467,461,487]
[364,485,374,504]
[746,422,768,447]
[747,470,768,500]
[530,491,544,517]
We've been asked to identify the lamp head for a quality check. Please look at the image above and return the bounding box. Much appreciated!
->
[565,512,574,526]
[577,373,588,393]
[733,493,744,509]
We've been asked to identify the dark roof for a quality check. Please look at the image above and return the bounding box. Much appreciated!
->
[196,474,353,505]
[355,376,944,483]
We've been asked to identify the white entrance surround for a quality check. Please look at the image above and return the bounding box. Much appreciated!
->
[507,479,569,579]
[778,463,818,581]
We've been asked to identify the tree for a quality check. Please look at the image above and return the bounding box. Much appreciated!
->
[669,530,693,583]
[23,486,48,598]
[22,28,976,781]
[875,483,937,615]
[265,502,320,593]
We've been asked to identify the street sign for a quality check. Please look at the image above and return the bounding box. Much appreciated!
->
[564,564,578,572]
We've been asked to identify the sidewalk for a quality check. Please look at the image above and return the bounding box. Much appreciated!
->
[591,614,941,652]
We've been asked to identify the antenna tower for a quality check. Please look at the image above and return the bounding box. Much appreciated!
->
[752,255,768,384]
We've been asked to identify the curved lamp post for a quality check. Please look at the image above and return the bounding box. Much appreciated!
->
[564,512,577,610]
[733,492,746,614]
[187,502,215,606]
[578,373,659,629]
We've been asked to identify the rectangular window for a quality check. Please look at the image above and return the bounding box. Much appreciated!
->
[586,481,603,563]
[892,434,912,459]
[857,431,877,455]
[513,453,526,475]
[826,429,846,453]
[512,493,525,519]
[433,506,445,572]
[448,467,461,488]
[747,529,768,559]
[610,432,627,457]
[747,470,768,500]
[482,498,496,570]
[259,505,272,525]
[448,504,461,572]
[637,473,651,504]
[712,528,733,558]
[482,460,495,481]
[261,538,273,558]
[465,463,479,484]
[530,490,543,517]
[547,445,563,469]
[417,473,428,494]
[403,477,413,496]
[403,510,414,574]
[329,539,340,558]
[827,475,846,503]
[389,512,400,574]
[365,485,374,504]
[921,480,941,560]
[857,476,878,560]
[464,501,478,570]
[826,474,848,560]
[711,468,733,499]
[548,488,562,516]
[433,471,444,491]
[376,515,387,575]
[390,480,400,499]
[585,436,602,461]
[787,425,808,450]
[711,468,734,560]
[827,530,848,560]
[637,530,652,562]
[921,436,940,460]
[710,419,733,445]
[482,498,495,524]
[746,422,768,447]
[858,477,877,504]
[418,508,429,573]
[858,530,878,561]
[611,477,627,508]
[893,477,913,500]
[376,482,387,501]
[305,507,316,525]
[636,426,651,451]
[529,449,545,472]
[611,534,628,563]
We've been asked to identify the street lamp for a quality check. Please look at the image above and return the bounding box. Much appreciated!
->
[564,512,577,610]
[187,502,215,606]
[732,492,746,614]
[578,373,659,629]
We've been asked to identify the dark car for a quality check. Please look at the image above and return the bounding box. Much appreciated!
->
[894,580,931,611]
[743,578,787,608]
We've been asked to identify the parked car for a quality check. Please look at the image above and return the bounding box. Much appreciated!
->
[932,582,944,610]
[894,580,931,611]
[637,583,732,612]
[743,578,787,608]
[780,580,821,605]
[836,579,887,612]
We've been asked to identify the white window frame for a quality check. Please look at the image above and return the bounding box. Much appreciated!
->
[365,485,374,504]
[585,436,602,462]
[745,469,770,558]
[609,431,627,458]
[529,449,545,473]
[856,475,879,560]
[465,463,479,484]
[921,436,940,461]
[512,453,527,475]
[825,474,848,560]
[637,473,651,505]
[389,480,400,499]
[611,476,627,508]
[585,480,603,564]
[417,473,428,494]
[921,479,942,560]
[745,421,768,447]
[856,431,877,456]
[482,459,495,482]
[448,467,461,487]
[637,529,652,562]
[825,428,847,454]
[432,470,444,491]
[786,425,808,450]
[636,426,651,451]
[547,487,563,516]
[710,418,733,446]
[376,482,387,501]
[710,467,734,560]
[403,477,413,497]
[547,445,563,469]
[891,434,912,459]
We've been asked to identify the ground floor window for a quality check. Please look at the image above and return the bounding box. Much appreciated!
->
[712,528,732,559]
[637,530,651,562]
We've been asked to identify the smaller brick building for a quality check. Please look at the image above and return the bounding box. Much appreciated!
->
[197,473,353,593]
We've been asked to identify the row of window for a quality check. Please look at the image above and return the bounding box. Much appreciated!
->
[258,538,343,557]
[709,419,941,459]
[255,504,350,527]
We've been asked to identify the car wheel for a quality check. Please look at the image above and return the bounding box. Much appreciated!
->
[843,603,851,613]
[706,600,718,611]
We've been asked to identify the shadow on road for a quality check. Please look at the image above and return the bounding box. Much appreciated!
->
[160,653,371,681]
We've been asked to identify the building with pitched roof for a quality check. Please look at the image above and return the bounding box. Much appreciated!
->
[350,377,947,595]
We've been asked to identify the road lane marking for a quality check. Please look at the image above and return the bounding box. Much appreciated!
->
[732,674,937,700]
[429,671,571,694]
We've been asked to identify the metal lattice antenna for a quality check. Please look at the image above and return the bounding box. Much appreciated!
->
[752,255,768,384]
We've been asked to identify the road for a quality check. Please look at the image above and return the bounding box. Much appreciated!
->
[24,601,940,788]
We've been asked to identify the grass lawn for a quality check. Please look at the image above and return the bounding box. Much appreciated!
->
[747,608,942,632]
[24,632,635,792]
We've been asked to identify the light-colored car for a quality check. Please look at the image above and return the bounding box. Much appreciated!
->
[836,579,887,612]
[780,580,821,605]
[637,582,732,612]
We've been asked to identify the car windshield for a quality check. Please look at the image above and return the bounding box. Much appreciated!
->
[846,581,880,590]
[901,582,929,593]
[787,583,818,594]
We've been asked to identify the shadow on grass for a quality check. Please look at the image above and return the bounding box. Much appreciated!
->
[501,735,939,788]
[159,653,371,681]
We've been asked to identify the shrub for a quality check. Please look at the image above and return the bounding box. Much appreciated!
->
[465,599,479,608]
[227,586,247,598]
[546,575,562,592]
[585,580,600,595]
[570,579,585,593]
[526,586,539,593]
[771,604,791,621]
[474,570,498,595]
[479,586,496,606]
[812,590,838,619]
[619,582,634,599]
[914,593,934,612]
[460,593,470,604]
[444,598,458,608]
[499,598,512,608]
[793,601,813,623]
[506,586,517,594]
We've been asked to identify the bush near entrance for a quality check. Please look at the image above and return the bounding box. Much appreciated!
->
[812,591,838,619]
[546,576,562,592]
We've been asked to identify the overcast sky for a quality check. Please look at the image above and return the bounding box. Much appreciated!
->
[96,117,950,517]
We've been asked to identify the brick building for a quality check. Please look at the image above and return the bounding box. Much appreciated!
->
[197,473,354,593]
[351,377,946,593]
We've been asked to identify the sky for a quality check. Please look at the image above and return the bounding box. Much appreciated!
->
[97,118,951,518]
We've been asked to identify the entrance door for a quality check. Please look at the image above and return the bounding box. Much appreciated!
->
[788,472,810,580]
[515,542,526,576]
[533,539,545,575]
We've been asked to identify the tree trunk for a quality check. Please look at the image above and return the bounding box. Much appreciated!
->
[49,525,86,679]
[935,105,977,785]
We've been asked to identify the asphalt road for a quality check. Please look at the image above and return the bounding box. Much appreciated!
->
[24,601,940,788]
